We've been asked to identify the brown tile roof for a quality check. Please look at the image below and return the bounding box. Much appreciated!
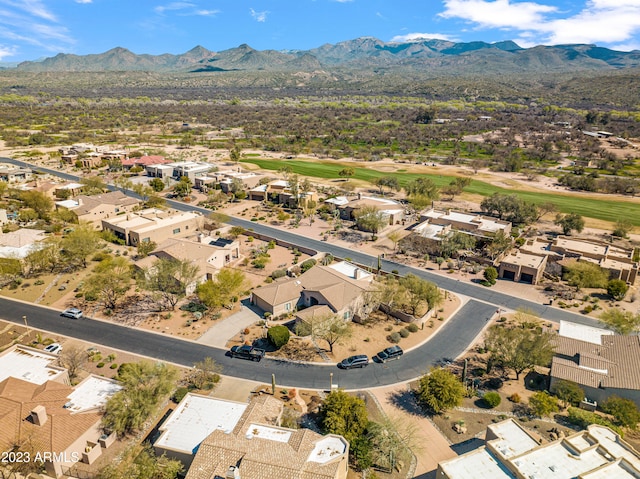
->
[185,395,348,479]
[551,334,640,390]
[296,305,333,322]
[298,266,370,312]
[73,191,139,216]
[252,279,304,306]
[0,377,102,455]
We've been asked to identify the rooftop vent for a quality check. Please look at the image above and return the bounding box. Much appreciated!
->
[226,465,241,479]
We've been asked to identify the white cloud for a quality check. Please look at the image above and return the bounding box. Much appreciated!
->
[154,2,195,15]
[391,32,458,42]
[250,8,269,22]
[195,9,220,16]
[438,0,640,48]
[75,0,92,4]
[0,3,74,53]
[0,44,17,61]
[0,0,57,22]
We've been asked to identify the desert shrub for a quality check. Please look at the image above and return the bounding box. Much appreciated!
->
[172,387,189,403]
[96,362,105,368]
[399,328,410,338]
[267,325,290,349]
[483,392,502,408]
[508,393,521,403]
[294,321,312,337]
[486,377,504,390]
[567,407,623,436]
[110,363,118,369]
[180,302,208,313]
[271,269,287,279]
[407,323,419,333]
[300,259,317,273]
[388,332,401,343]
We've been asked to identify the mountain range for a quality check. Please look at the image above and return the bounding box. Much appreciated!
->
[7,37,640,74]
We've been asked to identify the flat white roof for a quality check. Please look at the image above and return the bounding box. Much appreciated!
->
[64,375,122,413]
[359,195,399,206]
[155,394,247,454]
[246,424,292,443]
[512,442,608,479]
[308,436,347,464]
[414,221,446,239]
[440,448,515,479]
[582,461,640,479]
[325,196,349,206]
[488,420,539,459]
[56,199,79,208]
[328,261,372,280]
[588,426,640,472]
[134,212,199,233]
[0,346,66,384]
[58,183,83,190]
[559,321,612,345]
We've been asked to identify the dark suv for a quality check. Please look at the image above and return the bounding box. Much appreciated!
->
[376,345,403,363]
[338,354,369,369]
[229,345,265,362]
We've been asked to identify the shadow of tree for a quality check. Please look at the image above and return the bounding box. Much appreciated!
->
[386,388,424,416]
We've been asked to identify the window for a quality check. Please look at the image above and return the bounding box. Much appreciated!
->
[142,237,150,243]
[285,303,291,311]
[343,311,351,320]
[173,228,181,234]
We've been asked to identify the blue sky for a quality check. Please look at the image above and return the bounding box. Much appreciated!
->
[0,0,639,62]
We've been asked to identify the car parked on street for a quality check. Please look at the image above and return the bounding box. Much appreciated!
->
[44,343,63,355]
[61,308,83,319]
[376,345,404,363]
[228,345,266,362]
[338,354,369,369]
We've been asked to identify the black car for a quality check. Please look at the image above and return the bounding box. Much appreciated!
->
[376,345,403,363]
[229,345,265,362]
[338,354,369,369]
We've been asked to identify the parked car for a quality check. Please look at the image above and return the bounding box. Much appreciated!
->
[229,345,266,362]
[376,345,404,363]
[44,343,63,355]
[338,354,369,369]
[61,308,83,319]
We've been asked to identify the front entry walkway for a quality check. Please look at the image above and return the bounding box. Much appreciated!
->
[196,299,262,348]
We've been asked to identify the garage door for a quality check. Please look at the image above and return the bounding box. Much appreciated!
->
[502,270,515,281]
[520,273,534,284]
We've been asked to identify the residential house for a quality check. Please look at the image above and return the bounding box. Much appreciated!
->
[0,345,122,477]
[248,180,289,202]
[0,228,47,260]
[134,235,240,293]
[437,418,640,479]
[497,250,548,284]
[182,394,349,479]
[0,166,33,183]
[337,194,404,227]
[122,155,171,171]
[101,208,202,246]
[55,190,140,227]
[550,321,640,408]
[420,208,512,238]
[250,261,375,320]
[169,161,213,182]
[54,182,84,199]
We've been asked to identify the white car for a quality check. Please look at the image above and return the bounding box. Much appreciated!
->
[44,343,62,355]
[61,308,83,319]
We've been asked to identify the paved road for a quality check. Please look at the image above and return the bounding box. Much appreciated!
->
[0,298,496,389]
[0,156,602,328]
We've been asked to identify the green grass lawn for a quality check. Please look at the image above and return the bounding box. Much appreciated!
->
[241,158,640,225]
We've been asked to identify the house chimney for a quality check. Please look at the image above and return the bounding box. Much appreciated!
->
[31,405,47,426]
[226,466,241,479]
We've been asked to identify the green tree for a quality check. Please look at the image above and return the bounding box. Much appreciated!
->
[103,361,178,436]
[83,256,131,310]
[439,231,476,258]
[173,176,192,199]
[228,226,246,239]
[607,279,629,301]
[480,193,538,225]
[20,190,53,219]
[267,325,291,349]
[387,230,403,252]
[601,396,640,429]
[484,324,555,380]
[138,257,200,310]
[612,219,633,238]
[354,205,388,237]
[552,380,584,408]
[373,176,400,195]
[338,167,355,180]
[563,260,609,290]
[320,390,368,442]
[483,266,498,285]
[599,309,640,335]
[148,177,165,192]
[484,230,512,260]
[137,240,157,258]
[404,177,440,200]
[24,239,61,275]
[80,176,107,195]
[185,357,221,390]
[196,268,248,312]
[310,313,352,353]
[554,213,585,235]
[61,223,102,268]
[97,443,183,479]
[398,274,441,316]
[528,391,559,417]
[417,368,465,414]
[483,392,501,408]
